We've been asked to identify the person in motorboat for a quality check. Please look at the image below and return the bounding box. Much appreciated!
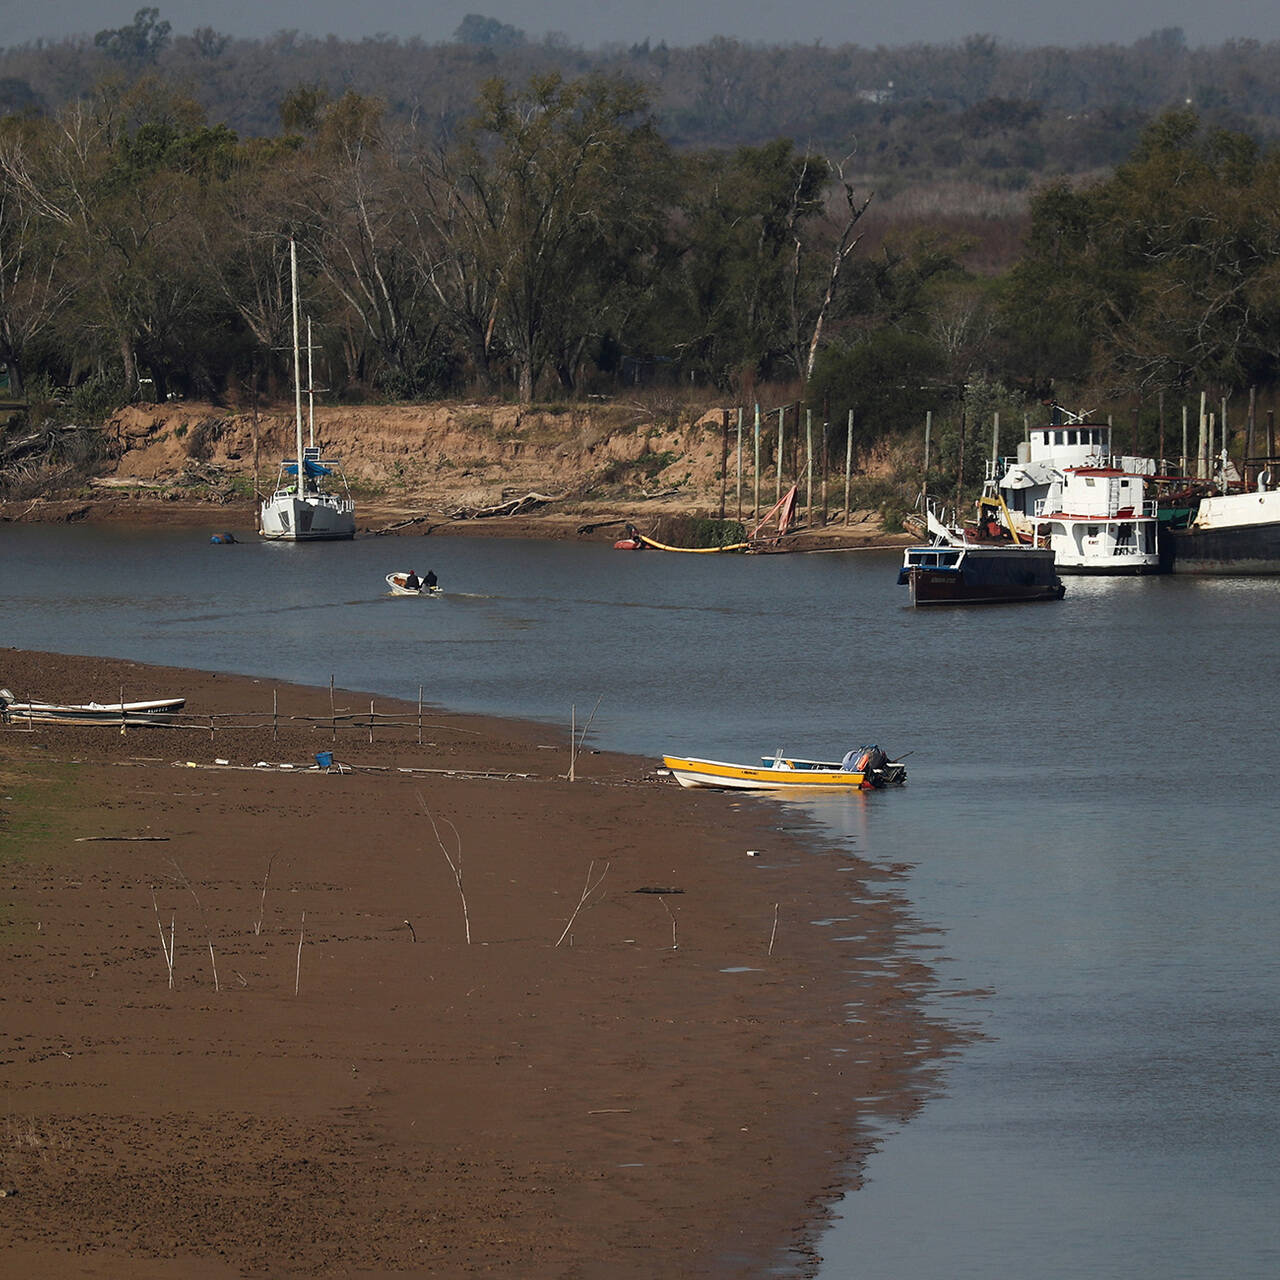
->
[404,570,421,591]
[424,570,438,591]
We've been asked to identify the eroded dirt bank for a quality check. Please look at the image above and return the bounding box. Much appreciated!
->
[0,648,955,1277]
[1,401,912,552]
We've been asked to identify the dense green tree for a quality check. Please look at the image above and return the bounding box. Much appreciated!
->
[420,73,670,401]
[287,92,439,392]
[809,329,948,443]
[655,140,837,387]
[0,81,242,399]
[94,8,173,65]
[0,117,73,393]
[453,15,528,49]
[1002,110,1280,397]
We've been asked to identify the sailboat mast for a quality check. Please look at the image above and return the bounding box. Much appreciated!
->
[306,317,316,448]
[290,239,304,484]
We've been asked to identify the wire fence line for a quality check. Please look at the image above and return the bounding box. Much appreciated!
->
[1,683,481,746]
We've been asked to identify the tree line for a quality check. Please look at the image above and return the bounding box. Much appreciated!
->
[0,72,883,407]
[1,58,1279,458]
[4,14,1280,185]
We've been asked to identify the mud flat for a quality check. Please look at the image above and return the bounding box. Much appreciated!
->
[0,648,954,1277]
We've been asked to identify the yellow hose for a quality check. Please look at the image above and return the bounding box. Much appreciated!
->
[638,534,749,553]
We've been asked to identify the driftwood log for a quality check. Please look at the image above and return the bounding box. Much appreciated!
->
[449,492,558,520]
[371,514,437,536]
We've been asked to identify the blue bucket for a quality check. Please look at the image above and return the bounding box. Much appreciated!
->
[315,751,334,769]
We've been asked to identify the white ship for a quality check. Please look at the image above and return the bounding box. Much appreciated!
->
[995,413,1160,574]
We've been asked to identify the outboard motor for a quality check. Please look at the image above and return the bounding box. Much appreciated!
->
[843,745,889,783]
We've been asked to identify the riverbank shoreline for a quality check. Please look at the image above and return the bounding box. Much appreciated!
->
[1,396,915,553]
[1,648,954,1277]
[0,492,913,553]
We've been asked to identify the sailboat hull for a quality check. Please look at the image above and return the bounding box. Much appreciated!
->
[260,494,355,541]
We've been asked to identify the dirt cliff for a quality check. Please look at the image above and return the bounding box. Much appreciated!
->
[6,400,909,549]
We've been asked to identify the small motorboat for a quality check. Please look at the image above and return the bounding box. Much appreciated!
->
[661,746,907,791]
[386,573,441,597]
[0,689,186,725]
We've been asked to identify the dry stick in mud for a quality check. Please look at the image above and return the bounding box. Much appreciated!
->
[295,911,306,996]
[254,854,276,936]
[660,894,679,950]
[567,694,604,782]
[768,902,780,957]
[556,860,610,948]
[150,888,175,988]
[171,861,219,992]
[417,789,470,944]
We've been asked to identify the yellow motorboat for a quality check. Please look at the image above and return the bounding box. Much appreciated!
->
[661,746,906,792]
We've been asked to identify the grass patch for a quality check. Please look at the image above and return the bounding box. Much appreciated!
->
[648,514,747,548]
[598,450,680,487]
[0,758,83,866]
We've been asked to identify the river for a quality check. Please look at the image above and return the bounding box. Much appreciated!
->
[3,524,1278,1278]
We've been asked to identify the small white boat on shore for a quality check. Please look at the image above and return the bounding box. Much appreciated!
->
[0,689,185,725]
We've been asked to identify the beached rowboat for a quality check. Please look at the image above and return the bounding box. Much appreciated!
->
[0,690,186,725]
[662,747,906,791]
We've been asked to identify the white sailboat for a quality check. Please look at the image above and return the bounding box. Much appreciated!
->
[259,240,355,542]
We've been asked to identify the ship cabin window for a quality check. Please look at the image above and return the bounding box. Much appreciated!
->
[1054,431,1065,445]
[1084,477,1096,487]
[1086,526,1099,537]
[1120,478,1130,488]
[1068,430,1078,444]
[909,550,961,568]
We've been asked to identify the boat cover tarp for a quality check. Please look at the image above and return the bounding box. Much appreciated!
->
[285,459,333,477]
[842,745,886,772]
[999,461,1059,489]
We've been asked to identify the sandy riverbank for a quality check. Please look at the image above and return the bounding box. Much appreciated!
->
[0,492,912,554]
[1,398,915,553]
[0,649,954,1277]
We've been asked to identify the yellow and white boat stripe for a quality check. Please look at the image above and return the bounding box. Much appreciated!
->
[661,755,865,790]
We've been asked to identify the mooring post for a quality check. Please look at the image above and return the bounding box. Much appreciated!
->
[736,406,743,521]
[843,408,854,524]
[1158,390,1165,477]
[776,405,786,502]
[805,409,813,520]
[753,403,761,520]
[719,409,729,520]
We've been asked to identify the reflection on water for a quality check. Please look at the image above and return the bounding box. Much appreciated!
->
[4,524,1279,1278]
